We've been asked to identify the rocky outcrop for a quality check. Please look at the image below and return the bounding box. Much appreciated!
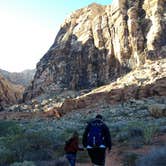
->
[23,0,166,100]
[0,74,24,107]
[0,69,35,87]
[60,59,166,114]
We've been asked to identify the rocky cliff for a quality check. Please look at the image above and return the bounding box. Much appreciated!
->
[24,0,166,100]
[60,59,166,114]
[0,74,24,108]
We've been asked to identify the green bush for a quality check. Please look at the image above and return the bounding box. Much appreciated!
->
[0,122,60,165]
[143,125,157,145]
[4,130,57,161]
[124,121,158,145]
[0,121,22,137]
[136,147,166,166]
[123,152,139,166]
[0,147,15,165]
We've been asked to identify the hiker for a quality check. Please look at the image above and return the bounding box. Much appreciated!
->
[82,114,112,166]
[64,131,83,166]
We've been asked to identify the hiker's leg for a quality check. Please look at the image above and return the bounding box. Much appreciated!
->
[97,148,106,166]
[87,149,96,164]
[65,153,76,166]
[88,148,106,166]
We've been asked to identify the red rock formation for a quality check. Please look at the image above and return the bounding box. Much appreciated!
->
[0,74,24,107]
[59,59,166,113]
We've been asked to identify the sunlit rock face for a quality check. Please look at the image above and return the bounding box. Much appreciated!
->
[0,74,24,107]
[23,0,166,100]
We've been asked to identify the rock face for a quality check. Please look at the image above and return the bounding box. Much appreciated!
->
[60,59,166,113]
[24,0,166,100]
[0,74,24,107]
[0,69,35,87]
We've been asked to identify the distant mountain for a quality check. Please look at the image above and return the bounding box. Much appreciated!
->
[0,69,35,87]
[0,74,24,107]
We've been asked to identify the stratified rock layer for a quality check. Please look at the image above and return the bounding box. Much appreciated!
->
[24,0,166,100]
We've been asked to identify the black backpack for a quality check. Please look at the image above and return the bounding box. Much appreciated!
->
[87,120,105,147]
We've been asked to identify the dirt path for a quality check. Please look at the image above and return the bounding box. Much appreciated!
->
[76,134,166,166]
[76,147,123,166]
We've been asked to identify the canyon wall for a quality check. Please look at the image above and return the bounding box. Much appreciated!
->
[24,0,166,100]
[0,74,24,108]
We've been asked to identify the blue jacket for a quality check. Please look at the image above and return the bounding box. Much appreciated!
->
[82,118,112,150]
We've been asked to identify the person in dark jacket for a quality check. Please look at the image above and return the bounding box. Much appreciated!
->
[64,131,83,166]
[82,114,112,166]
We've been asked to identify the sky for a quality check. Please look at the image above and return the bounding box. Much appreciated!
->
[0,0,112,72]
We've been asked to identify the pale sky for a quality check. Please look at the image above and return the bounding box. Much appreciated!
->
[0,0,112,72]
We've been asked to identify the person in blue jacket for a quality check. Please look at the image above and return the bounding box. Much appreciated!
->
[82,114,112,166]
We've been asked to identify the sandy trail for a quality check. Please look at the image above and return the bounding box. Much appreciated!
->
[76,134,166,166]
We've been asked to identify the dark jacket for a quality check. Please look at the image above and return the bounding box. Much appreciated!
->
[82,118,112,150]
[64,136,80,154]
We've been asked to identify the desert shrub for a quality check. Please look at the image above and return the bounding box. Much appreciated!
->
[129,128,143,138]
[0,121,22,137]
[35,157,69,166]
[128,128,144,148]
[136,146,166,166]
[4,134,31,162]
[10,161,36,166]
[123,152,139,166]
[119,121,144,143]
[54,157,69,166]
[24,149,54,161]
[143,125,158,145]
[125,121,158,145]
[0,128,58,164]
[24,130,55,148]
[0,121,24,165]
[116,131,129,143]
[0,147,15,165]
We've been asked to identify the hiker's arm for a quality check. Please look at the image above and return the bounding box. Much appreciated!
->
[73,139,81,151]
[104,125,112,150]
[82,124,90,147]
[75,139,84,151]
[78,145,84,151]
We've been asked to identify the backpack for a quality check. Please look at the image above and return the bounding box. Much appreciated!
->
[87,121,105,147]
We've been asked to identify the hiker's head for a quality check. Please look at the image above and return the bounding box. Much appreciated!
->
[73,131,79,138]
[95,114,103,120]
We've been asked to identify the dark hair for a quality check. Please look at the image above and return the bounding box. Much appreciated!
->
[72,131,79,138]
[96,114,103,119]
